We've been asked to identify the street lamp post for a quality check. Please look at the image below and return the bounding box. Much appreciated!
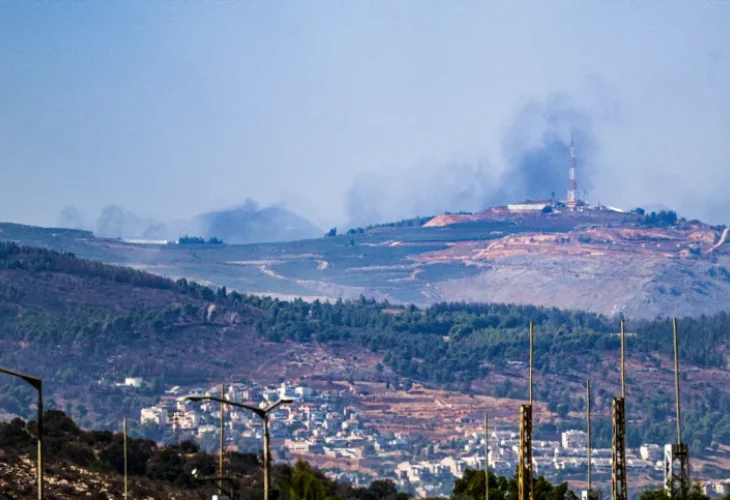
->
[123,417,128,499]
[184,394,293,500]
[0,367,43,499]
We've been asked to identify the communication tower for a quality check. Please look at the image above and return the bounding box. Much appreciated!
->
[567,135,578,210]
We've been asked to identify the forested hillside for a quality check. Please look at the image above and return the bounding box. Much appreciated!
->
[2,241,730,452]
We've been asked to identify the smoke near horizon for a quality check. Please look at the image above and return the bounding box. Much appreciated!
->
[345,94,601,228]
[2,2,729,230]
[58,199,322,244]
[494,94,598,206]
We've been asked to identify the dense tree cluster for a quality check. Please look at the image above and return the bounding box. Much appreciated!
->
[365,216,435,230]
[452,469,577,500]
[0,241,176,290]
[178,236,224,245]
[642,210,679,227]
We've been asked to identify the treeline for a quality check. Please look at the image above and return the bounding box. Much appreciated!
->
[0,241,177,291]
[453,467,713,500]
[251,296,726,373]
[178,236,224,245]
[0,241,239,305]
[640,210,679,227]
[365,215,435,230]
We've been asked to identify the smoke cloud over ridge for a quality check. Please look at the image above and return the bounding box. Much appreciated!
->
[58,198,322,244]
[494,94,598,205]
[345,94,602,228]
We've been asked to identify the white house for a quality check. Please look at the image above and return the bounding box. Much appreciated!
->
[640,444,662,462]
[562,430,588,449]
[140,407,167,426]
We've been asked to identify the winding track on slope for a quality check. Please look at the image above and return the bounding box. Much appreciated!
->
[710,227,730,253]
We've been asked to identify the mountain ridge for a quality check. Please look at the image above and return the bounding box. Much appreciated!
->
[5,203,730,319]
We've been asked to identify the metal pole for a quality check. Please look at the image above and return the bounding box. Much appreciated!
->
[0,369,43,499]
[673,318,682,445]
[484,413,489,500]
[37,384,43,500]
[529,321,533,406]
[620,319,626,399]
[220,383,225,495]
[123,417,128,499]
[264,415,270,500]
[587,379,592,491]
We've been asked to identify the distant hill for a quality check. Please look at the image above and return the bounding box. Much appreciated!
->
[4,203,730,318]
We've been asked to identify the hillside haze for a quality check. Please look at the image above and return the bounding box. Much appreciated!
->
[5,202,730,319]
[58,201,323,245]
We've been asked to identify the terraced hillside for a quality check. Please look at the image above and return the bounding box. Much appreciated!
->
[1,206,729,319]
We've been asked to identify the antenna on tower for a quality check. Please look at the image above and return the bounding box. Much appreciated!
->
[567,134,578,211]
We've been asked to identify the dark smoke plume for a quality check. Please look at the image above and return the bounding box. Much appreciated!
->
[344,93,599,228]
[496,94,597,204]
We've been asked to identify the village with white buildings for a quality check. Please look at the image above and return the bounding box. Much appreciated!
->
[120,377,727,498]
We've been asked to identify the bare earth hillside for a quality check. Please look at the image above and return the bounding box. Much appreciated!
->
[2,208,727,319]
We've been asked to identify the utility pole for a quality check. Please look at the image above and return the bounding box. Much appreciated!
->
[612,320,628,500]
[184,395,293,500]
[123,417,128,499]
[0,367,43,500]
[37,382,43,500]
[582,381,602,500]
[665,319,689,499]
[519,322,534,500]
[219,383,225,497]
[264,415,271,500]
[484,413,489,500]
[587,380,592,491]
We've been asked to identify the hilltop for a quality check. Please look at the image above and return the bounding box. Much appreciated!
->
[2,203,730,318]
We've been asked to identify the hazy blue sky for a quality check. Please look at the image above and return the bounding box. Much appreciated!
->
[1,1,729,229]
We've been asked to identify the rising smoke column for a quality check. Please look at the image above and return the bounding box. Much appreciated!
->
[495,94,598,205]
